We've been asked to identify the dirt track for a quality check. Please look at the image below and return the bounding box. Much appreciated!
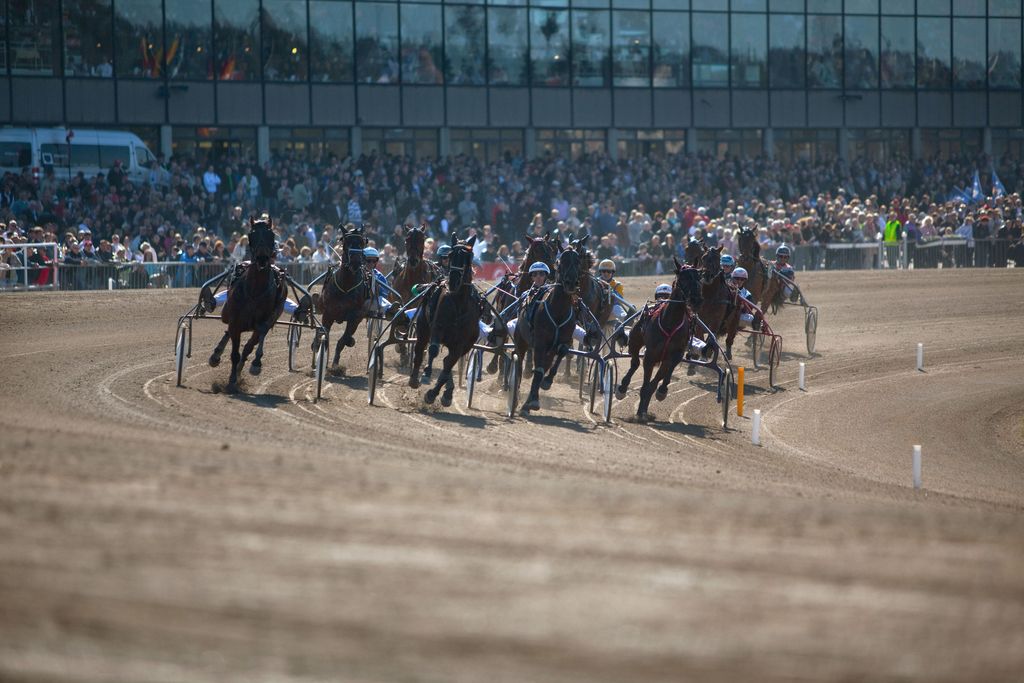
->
[1,269,1023,682]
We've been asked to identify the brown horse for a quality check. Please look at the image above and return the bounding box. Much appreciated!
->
[514,237,586,414]
[683,238,705,267]
[736,226,770,305]
[576,243,612,340]
[318,224,369,368]
[693,245,741,364]
[615,260,704,422]
[391,226,437,365]
[408,234,485,407]
[208,217,287,392]
[513,233,558,297]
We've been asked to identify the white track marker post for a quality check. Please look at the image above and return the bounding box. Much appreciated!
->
[916,343,924,371]
[798,362,806,391]
[752,409,762,446]
[913,445,922,489]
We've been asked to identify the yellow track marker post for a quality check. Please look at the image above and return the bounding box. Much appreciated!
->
[737,366,745,417]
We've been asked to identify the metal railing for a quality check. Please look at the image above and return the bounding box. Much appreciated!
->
[1,240,1018,294]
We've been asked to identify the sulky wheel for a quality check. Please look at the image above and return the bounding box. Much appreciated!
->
[287,324,301,372]
[367,346,379,406]
[175,323,188,387]
[721,367,732,430]
[466,349,477,408]
[506,353,520,418]
[315,333,327,401]
[805,306,818,354]
[768,338,781,389]
[602,361,615,423]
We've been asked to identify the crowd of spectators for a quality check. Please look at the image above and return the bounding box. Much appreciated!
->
[2,146,1023,287]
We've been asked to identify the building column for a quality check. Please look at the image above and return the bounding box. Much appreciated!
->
[763,127,774,160]
[686,127,698,155]
[159,125,172,160]
[983,127,992,156]
[911,127,922,160]
[524,127,537,159]
[351,126,362,158]
[607,127,620,160]
[439,127,451,158]
[838,127,849,161]
[257,126,270,166]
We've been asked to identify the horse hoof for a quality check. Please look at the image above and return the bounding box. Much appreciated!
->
[724,349,733,361]
[408,377,420,389]
[686,365,696,376]
[541,377,553,391]
[421,373,431,385]
[225,382,239,395]
[522,399,540,412]
[208,355,221,368]
[249,363,262,376]
[424,389,437,405]
[343,336,355,348]
[440,393,453,407]
[615,388,627,400]
[655,387,667,401]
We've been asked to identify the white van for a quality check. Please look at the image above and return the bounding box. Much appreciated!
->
[0,127,158,184]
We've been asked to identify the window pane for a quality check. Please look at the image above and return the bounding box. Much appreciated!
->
[572,9,609,87]
[769,14,804,88]
[355,2,398,83]
[990,0,1021,17]
[883,0,915,14]
[216,0,260,80]
[488,8,528,85]
[445,5,485,85]
[807,14,841,87]
[880,16,914,88]
[613,10,649,86]
[262,0,307,81]
[652,11,689,87]
[733,0,766,10]
[115,0,163,78]
[844,16,877,89]
[954,0,985,16]
[311,1,354,82]
[9,0,60,75]
[807,0,840,11]
[63,0,113,77]
[989,18,1022,89]
[952,18,984,89]
[845,0,877,13]
[99,145,131,167]
[166,0,212,80]
[692,13,728,87]
[653,0,688,8]
[917,17,950,89]
[918,0,948,15]
[401,4,443,84]
[770,0,803,11]
[731,13,766,87]
[531,9,570,86]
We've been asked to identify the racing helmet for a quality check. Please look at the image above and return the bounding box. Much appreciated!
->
[655,283,672,298]
[720,254,735,267]
[598,259,616,273]
[776,244,791,258]
[363,247,380,259]
[436,244,453,258]
[732,267,749,280]
[528,261,551,275]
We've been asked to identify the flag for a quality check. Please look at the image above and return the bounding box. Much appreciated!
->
[948,186,971,204]
[971,170,984,203]
[992,167,1007,198]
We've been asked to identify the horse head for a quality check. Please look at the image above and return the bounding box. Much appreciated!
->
[404,225,426,266]
[340,223,366,270]
[737,226,759,258]
[557,239,584,290]
[684,238,705,267]
[248,215,276,270]
[447,234,476,291]
[700,245,723,283]
[524,235,554,268]
[672,256,704,312]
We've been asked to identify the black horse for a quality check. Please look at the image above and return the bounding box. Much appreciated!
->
[318,224,369,369]
[208,217,287,391]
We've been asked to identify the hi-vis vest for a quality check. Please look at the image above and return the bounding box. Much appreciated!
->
[884,219,901,243]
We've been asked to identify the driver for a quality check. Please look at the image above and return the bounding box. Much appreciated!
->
[654,283,672,301]
[720,253,736,278]
[486,261,586,346]
[773,244,798,302]
[730,267,762,330]
[364,246,398,316]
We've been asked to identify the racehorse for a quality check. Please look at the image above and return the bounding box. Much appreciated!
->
[318,224,369,369]
[576,242,611,339]
[693,245,741,363]
[736,226,769,305]
[513,236,587,414]
[208,217,287,392]
[513,233,558,298]
[615,259,704,422]
[390,226,437,365]
[408,234,486,407]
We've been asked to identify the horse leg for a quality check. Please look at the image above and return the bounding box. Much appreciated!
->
[238,330,260,372]
[209,331,229,367]
[724,316,738,361]
[656,350,682,401]
[616,331,644,399]
[249,323,271,376]
[408,334,428,389]
[425,348,456,407]
[521,349,547,413]
[341,315,359,348]
[226,331,242,393]
[636,355,658,422]
[542,341,569,390]
[316,318,333,369]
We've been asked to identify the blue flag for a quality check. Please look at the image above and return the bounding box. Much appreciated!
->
[948,186,972,204]
[991,167,1007,198]
[971,170,984,203]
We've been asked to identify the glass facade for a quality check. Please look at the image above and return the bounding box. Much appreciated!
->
[1,1,1015,90]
